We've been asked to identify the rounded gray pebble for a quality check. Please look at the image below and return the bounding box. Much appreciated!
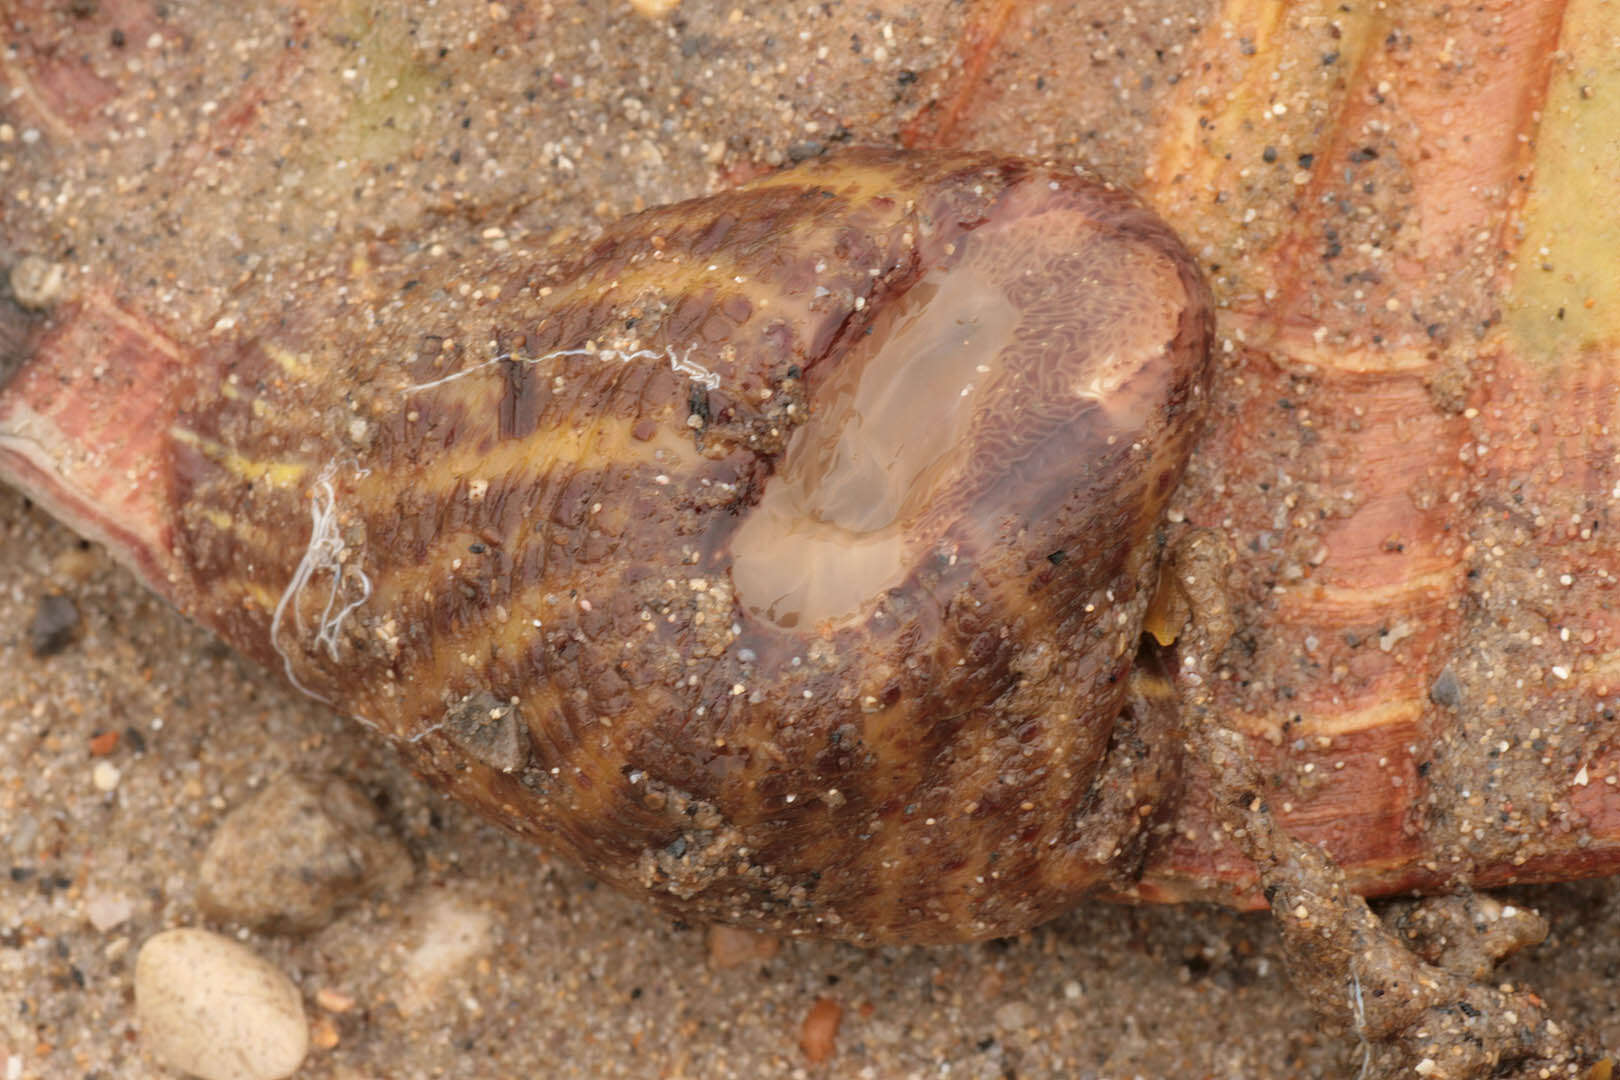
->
[198,771,414,933]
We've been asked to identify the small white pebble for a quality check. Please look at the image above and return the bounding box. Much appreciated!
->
[92,761,122,792]
[135,928,308,1080]
[9,255,66,310]
[994,1002,1034,1030]
[392,894,497,1017]
[85,887,136,931]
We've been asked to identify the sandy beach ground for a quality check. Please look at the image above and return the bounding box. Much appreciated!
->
[3,1,1618,1076]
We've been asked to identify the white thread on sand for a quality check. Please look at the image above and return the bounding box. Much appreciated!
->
[269,461,373,702]
[404,343,721,394]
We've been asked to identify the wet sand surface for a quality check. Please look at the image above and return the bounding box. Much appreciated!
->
[2,1,1618,1076]
[3,492,1617,1073]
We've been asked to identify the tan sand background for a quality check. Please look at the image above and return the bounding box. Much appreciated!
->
[2,1,1617,1076]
